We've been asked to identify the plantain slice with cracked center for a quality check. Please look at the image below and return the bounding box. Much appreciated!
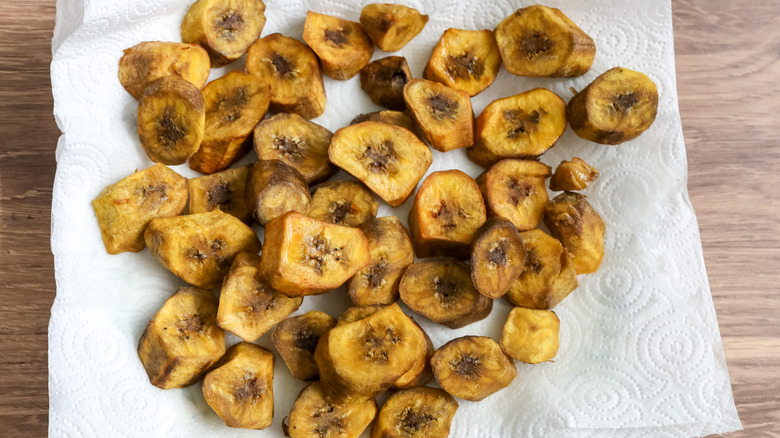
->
[477,159,552,232]
[246,33,327,119]
[272,311,336,381]
[303,11,374,80]
[543,191,606,274]
[370,386,458,438]
[360,3,428,52]
[309,180,379,228]
[501,307,560,364]
[404,78,474,152]
[494,5,595,78]
[119,41,210,99]
[181,0,267,67]
[286,381,377,438]
[567,66,659,145]
[137,76,205,165]
[189,165,251,223]
[470,217,526,299]
[424,28,502,96]
[329,121,432,207]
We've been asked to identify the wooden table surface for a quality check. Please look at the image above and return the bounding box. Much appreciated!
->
[0,0,777,436]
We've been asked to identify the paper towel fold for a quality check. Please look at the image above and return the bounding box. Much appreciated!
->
[50,0,741,436]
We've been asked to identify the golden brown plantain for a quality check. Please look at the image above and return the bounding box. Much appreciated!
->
[549,157,599,191]
[137,286,225,389]
[92,163,188,254]
[118,41,210,99]
[303,11,374,80]
[245,160,311,226]
[309,180,379,228]
[567,66,659,144]
[188,165,251,223]
[350,110,426,143]
[337,304,387,326]
[431,335,516,401]
[370,386,458,438]
[271,311,336,380]
[423,28,501,97]
[360,56,413,110]
[392,322,435,389]
[476,159,551,231]
[403,78,473,152]
[494,5,595,77]
[543,192,605,274]
[144,209,261,289]
[501,307,559,364]
[470,217,526,299]
[359,3,428,52]
[137,76,205,165]
[286,381,377,438]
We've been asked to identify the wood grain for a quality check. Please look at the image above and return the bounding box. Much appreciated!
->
[0,0,777,436]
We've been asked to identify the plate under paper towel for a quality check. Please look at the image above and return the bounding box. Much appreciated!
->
[49,0,742,436]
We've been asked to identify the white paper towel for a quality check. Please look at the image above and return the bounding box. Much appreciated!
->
[49,0,742,436]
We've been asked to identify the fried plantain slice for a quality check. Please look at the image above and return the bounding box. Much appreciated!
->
[423,28,501,97]
[303,11,374,80]
[246,160,311,226]
[370,386,458,438]
[543,192,605,274]
[287,381,377,438]
[348,216,414,306]
[392,322,435,389]
[505,229,578,309]
[470,217,526,299]
[350,110,426,143]
[469,88,566,168]
[188,165,251,223]
[494,5,595,78]
[431,335,516,401]
[337,304,387,326]
[309,180,379,228]
[181,0,266,67]
[144,209,261,289]
[189,71,270,174]
[137,76,205,165]
[409,170,486,258]
[476,159,551,231]
[217,252,303,342]
[501,307,559,364]
[314,303,428,404]
[404,78,473,152]
[246,33,327,119]
[567,66,659,145]
[253,113,335,184]
[399,257,493,329]
[260,211,371,297]
[93,163,188,254]
[202,342,274,429]
[272,311,336,380]
[359,3,428,52]
[138,286,225,389]
[119,41,210,100]
[549,157,599,192]
[329,121,432,207]
[360,56,413,110]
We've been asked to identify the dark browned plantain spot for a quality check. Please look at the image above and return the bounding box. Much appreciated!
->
[362,140,397,173]
[216,87,249,123]
[487,242,508,266]
[176,314,204,339]
[217,10,245,38]
[324,28,349,46]
[329,201,353,225]
[273,136,303,159]
[428,94,459,119]
[448,53,485,78]
[504,109,541,138]
[234,376,265,403]
[452,353,480,377]
[365,260,388,288]
[271,53,294,77]
[521,31,554,57]
[508,178,536,205]
[294,326,319,353]
[613,93,638,112]
[400,409,436,434]
[156,111,186,147]
[207,182,232,208]
[525,248,543,274]
[432,200,466,229]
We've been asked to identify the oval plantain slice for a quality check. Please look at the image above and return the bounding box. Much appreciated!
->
[217,252,303,342]
[253,113,335,185]
[543,192,605,274]
[189,165,251,223]
[549,157,599,192]
[423,28,502,97]
[370,386,458,438]
[303,11,374,80]
[246,160,311,226]
[119,41,211,99]
[399,257,493,329]
[567,66,659,145]
[189,71,270,174]
[286,381,377,438]
[431,335,516,401]
[246,33,327,119]
[360,56,413,110]
[137,76,205,165]
[469,88,566,168]
[350,110,427,144]
[271,311,336,381]
[328,121,432,207]
[494,5,595,78]
[505,229,578,309]
[403,78,474,152]
[309,180,379,228]
[181,0,266,67]
[470,217,526,299]
[476,159,552,232]
[202,342,274,429]
[359,3,428,52]
[501,307,560,364]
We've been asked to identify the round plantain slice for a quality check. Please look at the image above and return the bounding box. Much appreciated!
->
[549,157,599,191]
[201,342,274,429]
[189,165,251,223]
[543,192,606,274]
[399,257,493,329]
[494,5,595,78]
[476,159,552,232]
[271,311,336,381]
[469,88,566,168]
[470,217,526,299]
[423,28,502,97]
[119,41,211,100]
[359,3,428,52]
[501,307,560,364]
[408,170,486,259]
[431,335,516,402]
[137,76,205,165]
[403,78,474,152]
[246,33,327,119]
[246,160,311,226]
[360,56,413,110]
[286,381,377,438]
[181,0,266,67]
[567,66,659,145]
[309,180,379,228]
[370,386,459,438]
[303,11,374,80]
[505,229,578,309]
